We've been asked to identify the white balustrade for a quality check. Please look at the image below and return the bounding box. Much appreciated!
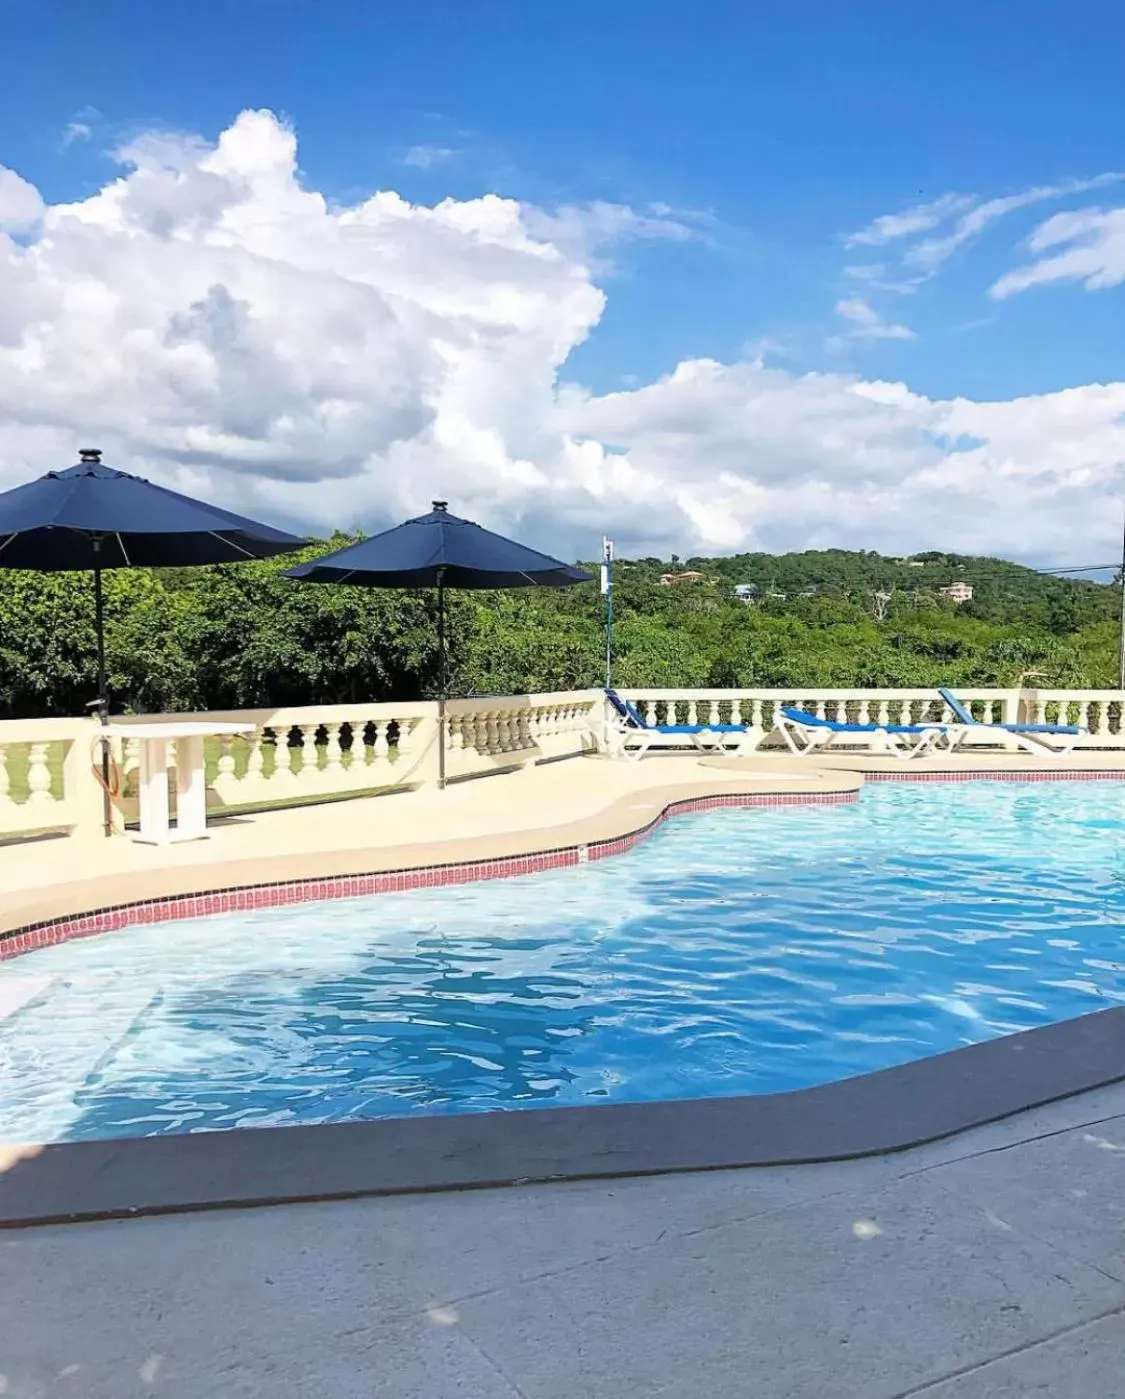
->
[0,718,102,839]
[612,686,1114,750]
[1020,690,1125,746]
[1,684,1122,847]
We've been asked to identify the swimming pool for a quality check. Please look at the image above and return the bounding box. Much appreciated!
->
[2,780,1124,1144]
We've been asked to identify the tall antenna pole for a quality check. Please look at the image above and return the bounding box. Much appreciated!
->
[1118,513,1125,692]
[602,537,614,690]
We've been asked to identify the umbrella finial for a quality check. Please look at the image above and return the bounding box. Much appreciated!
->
[78,448,102,464]
[432,500,448,512]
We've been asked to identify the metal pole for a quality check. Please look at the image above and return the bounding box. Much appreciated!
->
[1118,513,1125,692]
[437,568,447,790]
[92,546,112,836]
[602,537,613,690]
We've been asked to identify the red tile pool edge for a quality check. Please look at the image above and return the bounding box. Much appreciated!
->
[0,788,853,960]
[863,769,1125,783]
[1,771,1121,962]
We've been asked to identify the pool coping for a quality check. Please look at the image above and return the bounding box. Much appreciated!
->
[0,777,862,960]
[3,1006,1125,1228]
[4,764,1124,962]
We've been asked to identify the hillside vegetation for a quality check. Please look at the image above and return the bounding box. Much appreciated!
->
[0,543,1118,718]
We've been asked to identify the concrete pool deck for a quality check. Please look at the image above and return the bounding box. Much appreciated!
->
[3,745,1125,947]
[5,1078,1125,1397]
[4,749,1125,1393]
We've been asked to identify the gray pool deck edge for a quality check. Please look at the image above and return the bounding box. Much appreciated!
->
[4,1006,1125,1229]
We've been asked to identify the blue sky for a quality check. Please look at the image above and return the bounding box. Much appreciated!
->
[0,1,1123,562]
[6,0,1124,399]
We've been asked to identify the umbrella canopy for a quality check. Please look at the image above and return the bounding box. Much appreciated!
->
[0,447,307,728]
[286,501,592,787]
[286,500,590,590]
[0,449,303,570]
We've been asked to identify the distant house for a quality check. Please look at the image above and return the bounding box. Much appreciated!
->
[659,570,707,586]
[939,582,974,604]
[733,583,759,602]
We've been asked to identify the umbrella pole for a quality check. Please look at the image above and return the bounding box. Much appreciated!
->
[437,569,447,790]
[93,558,112,837]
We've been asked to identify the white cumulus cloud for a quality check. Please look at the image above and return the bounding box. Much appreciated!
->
[0,109,1123,565]
[0,166,44,230]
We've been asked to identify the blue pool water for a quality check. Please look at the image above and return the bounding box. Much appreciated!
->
[2,781,1125,1143]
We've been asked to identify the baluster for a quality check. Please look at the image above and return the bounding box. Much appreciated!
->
[394,716,413,757]
[122,737,141,796]
[857,700,871,725]
[324,723,343,774]
[705,700,718,726]
[373,721,390,761]
[517,709,533,749]
[461,713,479,755]
[246,729,265,781]
[749,699,763,731]
[876,701,891,726]
[639,700,653,724]
[26,742,53,805]
[1093,702,1109,738]
[483,711,499,754]
[217,735,236,781]
[685,700,698,725]
[265,730,293,784]
[729,699,742,725]
[298,725,319,779]
[813,700,827,721]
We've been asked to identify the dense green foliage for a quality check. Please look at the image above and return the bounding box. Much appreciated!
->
[0,542,1118,717]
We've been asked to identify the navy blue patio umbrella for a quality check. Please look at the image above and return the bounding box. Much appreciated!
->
[286,500,592,787]
[0,448,307,717]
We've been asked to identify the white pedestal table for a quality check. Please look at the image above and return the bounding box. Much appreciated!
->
[108,722,253,844]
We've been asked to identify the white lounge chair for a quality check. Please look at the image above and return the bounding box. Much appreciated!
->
[605,689,756,761]
[937,688,1085,756]
[776,706,948,759]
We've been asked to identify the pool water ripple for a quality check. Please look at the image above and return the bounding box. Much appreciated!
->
[1,781,1124,1143]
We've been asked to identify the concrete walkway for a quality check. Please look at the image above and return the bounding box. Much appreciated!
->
[4,1081,1125,1398]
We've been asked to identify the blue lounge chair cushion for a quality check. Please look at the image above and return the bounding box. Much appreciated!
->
[605,688,649,729]
[780,706,936,736]
[657,724,747,735]
[606,689,749,736]
[936,687,1081,735]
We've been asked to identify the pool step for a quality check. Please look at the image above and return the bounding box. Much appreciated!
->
[0,973,157,1143]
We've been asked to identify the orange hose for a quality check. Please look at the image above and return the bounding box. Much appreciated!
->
[90,737,122,799]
